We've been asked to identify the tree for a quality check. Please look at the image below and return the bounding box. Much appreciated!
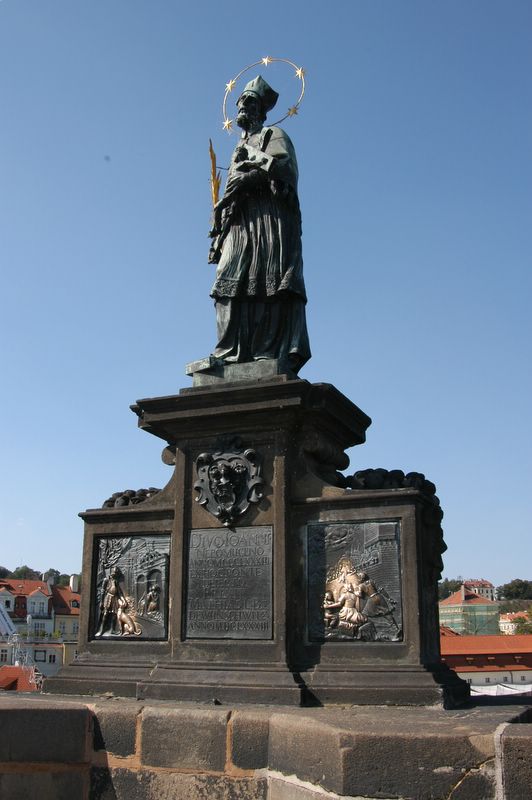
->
[43,568,61,583]
[0,566,11,579]
[514,608,532,635]
[11,565,41,580]
[499,599,531,614]
[438,577,463,600]
[58,574,71,586]
[497,580,532,600]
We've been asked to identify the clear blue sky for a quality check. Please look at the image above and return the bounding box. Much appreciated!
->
[1,1,530,586]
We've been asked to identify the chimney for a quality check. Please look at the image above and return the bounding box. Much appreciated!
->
[69,574,79,593]
[461,583,466,601]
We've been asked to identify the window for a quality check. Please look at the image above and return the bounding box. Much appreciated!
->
[521,676,526,681]
[38,601,45,615]
[34,622,45,632]
[465,678,472,684]
[503,677,509,682]
[485,677,491,683]
[4,600,10,609]
[34,650,46,662]
[71,600,79,608]
[73,622,79,635]
[48,654,56,664]
[0,650,8,663]
[58,622,66,635]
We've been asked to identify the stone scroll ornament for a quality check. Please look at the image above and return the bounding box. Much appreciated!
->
[194,441,265,526]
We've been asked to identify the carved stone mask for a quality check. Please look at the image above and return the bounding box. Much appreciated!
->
[194,444,264,526]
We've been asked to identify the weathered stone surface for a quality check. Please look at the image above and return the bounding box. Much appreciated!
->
[0,702,89,763]
[140,706,230,771]
[0,770,88,800]
[340,733,490,799]
[91,767,267,800]
[501,724,532,800]
[268,715,348,795]
[230,709,270,769]
[268,774,391,800]
[267,707,503,799]
[449,760,496,799]
[92,702,139,756]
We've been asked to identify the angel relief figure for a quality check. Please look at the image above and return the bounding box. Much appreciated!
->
[322,559,401,641]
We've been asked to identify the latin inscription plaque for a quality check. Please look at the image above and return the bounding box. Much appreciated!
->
[186,526,273,639]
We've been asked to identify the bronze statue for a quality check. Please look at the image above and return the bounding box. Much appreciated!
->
[208,75,310,372]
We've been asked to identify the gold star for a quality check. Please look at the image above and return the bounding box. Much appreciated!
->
[223,118,233,132]
[225,78,236,92]
[295,66,306,79]
[262,56,272,66]
[287,106,299,117]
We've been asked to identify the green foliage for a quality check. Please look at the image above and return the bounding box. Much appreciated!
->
[499,599,531,613]
[58,574,71,586]
[438,577,463,600]
[514,609,532,635]
[0,566,10,579]
[497,579,532,600]
[11,565,41,580]
[43,568,61,581]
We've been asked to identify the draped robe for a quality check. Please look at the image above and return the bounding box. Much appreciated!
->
[210,125,311,371]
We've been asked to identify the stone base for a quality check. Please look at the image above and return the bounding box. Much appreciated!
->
[47,377,469,709]
[2,693,531,799]
[299,663,470,709]
[185,356,298,387]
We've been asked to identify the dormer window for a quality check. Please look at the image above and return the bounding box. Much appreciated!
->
[71,600,79,608]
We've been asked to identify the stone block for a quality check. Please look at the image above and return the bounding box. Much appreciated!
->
[140,706,230,771]
[449,761,496,800]
[92,702,139,756]
[268,774,349,800]
[268,715,348,795]
[268,710,497,799]
[0,702,89,763]
[230,709,270,770]
[91,767,267,800]
[0,770,88,800]
[501,723,532,800]
[340,732,493,799]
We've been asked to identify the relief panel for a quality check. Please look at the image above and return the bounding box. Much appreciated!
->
[307,521,403,642]
[91,534,170,640]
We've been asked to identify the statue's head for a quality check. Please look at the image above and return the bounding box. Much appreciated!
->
[236,75,278,132]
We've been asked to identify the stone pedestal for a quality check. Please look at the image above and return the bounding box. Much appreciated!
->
[46,377,468,707]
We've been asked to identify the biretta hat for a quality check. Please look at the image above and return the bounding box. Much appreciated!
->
[237,75,279,113]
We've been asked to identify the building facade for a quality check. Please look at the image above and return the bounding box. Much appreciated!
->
[441,633,532,690]
[438,585,499,635]
[463,579,497,602]
[0,576,80,682]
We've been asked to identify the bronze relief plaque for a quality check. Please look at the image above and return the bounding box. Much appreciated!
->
[307,521,403,642]
[92,534,170,640]
[185,526,273,639]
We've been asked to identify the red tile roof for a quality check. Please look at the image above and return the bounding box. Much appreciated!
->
[0,665,38,692]
[439,588,498,606]
[440,625,461,637]
[500,612,529,622]
[51,585,81,616]
[464,579,495,588]
[441,634,532,656]
[0,579,51,597]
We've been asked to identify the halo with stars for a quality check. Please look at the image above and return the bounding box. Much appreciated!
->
[222,56,306,133]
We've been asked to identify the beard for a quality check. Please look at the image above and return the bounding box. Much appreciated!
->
[236,108,262,132]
